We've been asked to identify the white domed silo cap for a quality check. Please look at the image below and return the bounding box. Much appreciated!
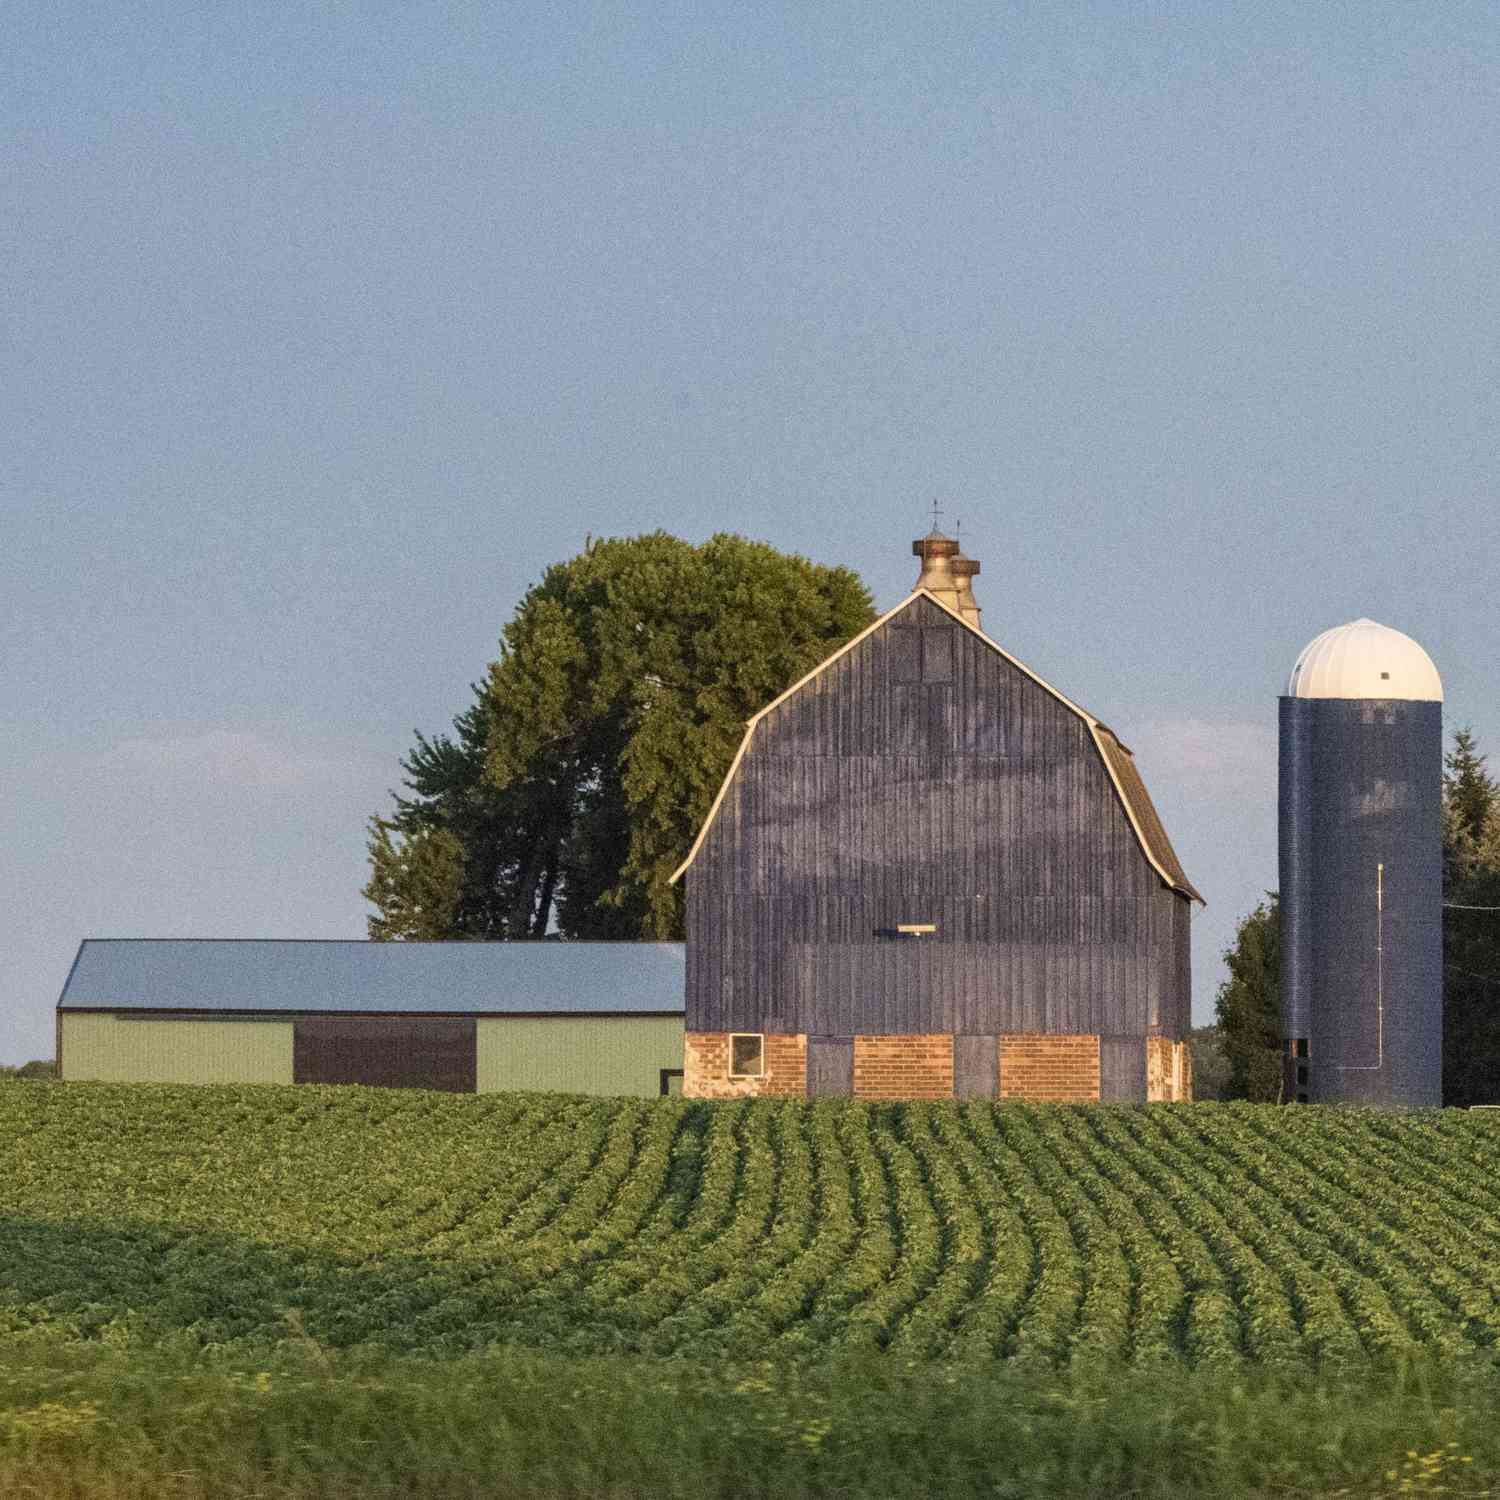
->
[1287,619,1443,701]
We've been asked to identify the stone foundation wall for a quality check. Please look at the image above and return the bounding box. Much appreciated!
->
[852,1034,954,1100]
[1147,1036,1193,1102]
[685,1029,1183,1103]
[998,1034,1101,1102]
[684,1032,806,1098]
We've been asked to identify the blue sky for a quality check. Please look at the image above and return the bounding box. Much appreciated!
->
[5,2,1497,1062]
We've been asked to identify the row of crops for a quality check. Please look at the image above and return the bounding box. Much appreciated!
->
[3,1082,1499,1369]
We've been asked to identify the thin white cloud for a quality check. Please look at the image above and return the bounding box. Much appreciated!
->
[1128,717,1277,793]
[95,728,382,792]
[3,726,401,1062]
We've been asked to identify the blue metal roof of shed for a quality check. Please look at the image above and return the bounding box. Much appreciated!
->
[57,940,685,1015]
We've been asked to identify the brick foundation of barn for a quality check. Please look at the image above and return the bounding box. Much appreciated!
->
[997,1033,1101,1102]
[683,1031,807,1099]
[684,1031,1192,1102]
[852,1034,954,1099]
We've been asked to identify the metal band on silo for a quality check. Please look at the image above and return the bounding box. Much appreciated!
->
[1278,696,1313,1049]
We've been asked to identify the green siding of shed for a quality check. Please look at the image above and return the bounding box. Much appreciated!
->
[476,1017,683,1096]
[62,1014,294,1085]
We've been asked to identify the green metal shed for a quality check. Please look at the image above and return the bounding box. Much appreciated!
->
[56,939,685,1097]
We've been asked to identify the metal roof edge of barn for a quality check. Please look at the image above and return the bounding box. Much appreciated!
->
[56,939,687,1015]
[671,586,1203,904]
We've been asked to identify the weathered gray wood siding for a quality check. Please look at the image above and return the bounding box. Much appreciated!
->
[1099,1037,1148,1101]
[686,596,1191,1038]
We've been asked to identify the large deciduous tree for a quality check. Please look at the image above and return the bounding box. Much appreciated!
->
[365,532,874,942]
[1443,727,1500,1106]
[1214,894,1282,1101]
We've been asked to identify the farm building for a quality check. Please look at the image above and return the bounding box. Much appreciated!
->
[673,530,1203,1103]
[1279,618,1444,1107]
[53,534,1199,1105]
[56,939,685,1096]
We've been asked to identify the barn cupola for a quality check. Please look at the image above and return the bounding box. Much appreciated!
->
[912,530,981,629]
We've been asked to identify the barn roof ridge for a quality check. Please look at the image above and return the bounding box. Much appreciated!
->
[669,589,1203,904]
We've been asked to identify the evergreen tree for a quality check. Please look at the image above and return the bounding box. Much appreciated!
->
[1442,727,1500,1105]
[364,693,574,940]
[1445,729,1496,842]
[1214,894,1283,1101]
[366,532,874,941]
[363,822,466,941]
[1444,728,1500,887]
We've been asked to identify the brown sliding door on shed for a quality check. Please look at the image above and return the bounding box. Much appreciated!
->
[293,1017,477,1092]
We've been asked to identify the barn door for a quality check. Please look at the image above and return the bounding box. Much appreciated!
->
[954,1034,998,1100]
[806,1036,853,1097]
[1099,1037,1146,1103]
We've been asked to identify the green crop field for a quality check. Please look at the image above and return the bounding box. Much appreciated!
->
[4,1084,1499,1367]
[4,1082,1500,1498]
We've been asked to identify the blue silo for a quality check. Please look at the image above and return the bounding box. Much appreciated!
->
[1278,619,1443,1107]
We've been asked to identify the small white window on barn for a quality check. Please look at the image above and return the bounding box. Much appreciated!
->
[729,1033,764,1078]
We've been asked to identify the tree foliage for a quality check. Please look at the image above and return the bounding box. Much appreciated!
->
[1213,894,1282,1102]
[364,693,561,941]
[365,532,874,941]
[0,1060,57,1081]
[1442,727,1500,1106]
[1185,1025,1231,1101]
[364,822,466,941]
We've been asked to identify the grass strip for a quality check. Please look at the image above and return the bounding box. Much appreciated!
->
[3,1336,1499,1498]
